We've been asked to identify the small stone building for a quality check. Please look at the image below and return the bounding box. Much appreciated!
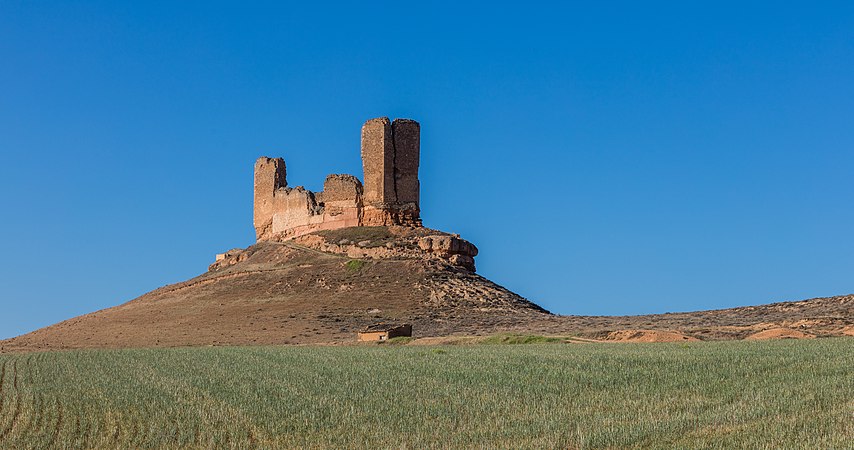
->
[357,323,413,342]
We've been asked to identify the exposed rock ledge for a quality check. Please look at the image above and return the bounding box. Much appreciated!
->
[210,226,479,272]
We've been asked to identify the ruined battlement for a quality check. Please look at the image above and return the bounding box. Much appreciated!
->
[253,117,422,241]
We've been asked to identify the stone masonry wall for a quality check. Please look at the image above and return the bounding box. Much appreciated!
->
[253,117,422,241]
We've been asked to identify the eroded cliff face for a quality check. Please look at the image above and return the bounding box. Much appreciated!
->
[253,117,422,242]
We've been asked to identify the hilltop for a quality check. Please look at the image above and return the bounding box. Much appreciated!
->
[1,226,548,351]
[2,225,851,352]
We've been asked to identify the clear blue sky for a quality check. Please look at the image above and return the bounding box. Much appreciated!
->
[2,1,853,339]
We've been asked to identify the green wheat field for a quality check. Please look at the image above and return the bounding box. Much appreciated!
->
[0,338,851,448]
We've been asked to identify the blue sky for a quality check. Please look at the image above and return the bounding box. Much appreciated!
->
[1,1,853,339]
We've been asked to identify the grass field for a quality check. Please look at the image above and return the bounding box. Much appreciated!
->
[0,339,851,449]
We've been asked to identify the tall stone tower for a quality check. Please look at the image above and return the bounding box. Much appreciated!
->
[360,118,421,226]
[253,157,287,240]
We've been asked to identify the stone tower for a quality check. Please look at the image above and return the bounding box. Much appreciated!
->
[253,157,288,240]
[360,118,421,226]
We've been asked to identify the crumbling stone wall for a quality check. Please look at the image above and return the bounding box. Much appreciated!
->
[253,117,422,241]
[269,187,325,237]
[316,174,362,230]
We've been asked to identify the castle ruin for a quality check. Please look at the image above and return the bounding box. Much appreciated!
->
[253,117,422,241]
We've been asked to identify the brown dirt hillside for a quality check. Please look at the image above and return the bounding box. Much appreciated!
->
[526,295,853,341]
[1,226,852,352]
[603,330,699,343]
[0,229,548,352]
[745,328,815,340]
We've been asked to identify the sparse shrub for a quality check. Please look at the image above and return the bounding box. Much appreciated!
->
[385,336,414,345]
[345,259,365,272]
[317,227,395,247]
[480,333,565,344]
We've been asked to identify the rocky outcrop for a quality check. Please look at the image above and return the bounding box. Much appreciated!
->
[210,248,248,271]
[417,235,479,271]
[274,226,480,272]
